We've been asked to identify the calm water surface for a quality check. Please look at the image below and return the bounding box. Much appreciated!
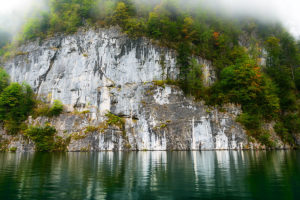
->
[0,151,299,200]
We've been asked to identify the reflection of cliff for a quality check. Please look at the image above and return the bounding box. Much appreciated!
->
[0,151,298,199]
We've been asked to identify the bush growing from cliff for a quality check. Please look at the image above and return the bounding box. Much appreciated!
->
[0,82,35,134]
[185,59,204,98]
[0,69,66,138]
[24,125,57,152]
[48,100,64,117]
[274,122,293,144]
[24,124,69,152]
[207,57,281,145]
[34,100,64,118]
[0,69,28,134]
[104,112,126,135]
[212,58,280,118]
[0,68,10,93]
[105,112,125,128]
[257,130,276,148]
[236,113,261,131]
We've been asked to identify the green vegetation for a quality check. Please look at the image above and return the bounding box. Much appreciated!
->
[80,112,126,135]
[71,132,89,140]
[21,0,96,41]
[152,79,179,88]
[9,147,17,152]
[104,112,126,136]
[48,100,64,116]
[0,68,10,93]
[34,100,64,118]
[0,136,9,152]
[0,0,299,147]
[105,112,125,129]
[153,80,166,88]
[0,68,67,152]
[185,59,204,98]
[208,56,280,146]
[0,78,35,134]
[24,125,57,151]
[24,124,68,152]
[84,125,99,133]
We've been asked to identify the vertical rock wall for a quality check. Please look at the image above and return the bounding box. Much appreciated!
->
[2,27,252,151]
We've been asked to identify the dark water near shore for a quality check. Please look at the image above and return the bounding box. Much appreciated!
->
[0,151,299,200]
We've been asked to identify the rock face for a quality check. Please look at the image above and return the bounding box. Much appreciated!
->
[2,27,252,151]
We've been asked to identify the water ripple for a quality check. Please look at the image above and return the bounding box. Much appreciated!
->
[0,151,299,200]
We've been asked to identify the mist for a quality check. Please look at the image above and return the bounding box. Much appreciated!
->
[0,0,299,40]
[196,0,300,39]
[134,0,300,39]
[0,0,48,37]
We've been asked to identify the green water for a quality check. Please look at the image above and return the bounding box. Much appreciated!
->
[0,151,299,200]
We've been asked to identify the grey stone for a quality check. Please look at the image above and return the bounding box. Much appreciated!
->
[0,27,285,151]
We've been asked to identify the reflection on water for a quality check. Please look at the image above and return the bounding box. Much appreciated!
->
[0,151,299,200]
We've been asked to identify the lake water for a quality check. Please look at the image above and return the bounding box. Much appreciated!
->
[0,151,299,200]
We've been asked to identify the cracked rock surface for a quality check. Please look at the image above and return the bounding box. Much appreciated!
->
[1,27,271,151]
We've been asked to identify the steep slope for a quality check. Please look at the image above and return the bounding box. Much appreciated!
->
[1,27,285,151]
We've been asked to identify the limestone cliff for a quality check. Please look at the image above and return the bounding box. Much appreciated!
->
[0,27,284,151]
